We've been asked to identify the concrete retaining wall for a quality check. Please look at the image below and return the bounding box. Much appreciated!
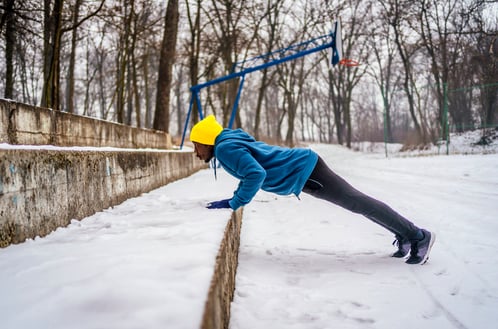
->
[0,99,203,247]
[0,99,171,149]
[0,149,205,247]
[201,208,243,329]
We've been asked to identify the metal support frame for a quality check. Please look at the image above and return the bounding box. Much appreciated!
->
[180,21,342,148]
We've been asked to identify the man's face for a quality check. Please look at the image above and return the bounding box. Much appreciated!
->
[193,142,214,163]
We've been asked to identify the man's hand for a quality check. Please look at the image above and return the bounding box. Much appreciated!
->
[206,199,232,209]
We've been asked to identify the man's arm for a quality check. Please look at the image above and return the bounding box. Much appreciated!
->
[217,146,266,210]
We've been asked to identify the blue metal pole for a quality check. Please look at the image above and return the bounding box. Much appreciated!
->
[194,90,204,119]
[190,39,334,92]
[228,75,246,129]
[180,93,196,148]
[180,90,205,149]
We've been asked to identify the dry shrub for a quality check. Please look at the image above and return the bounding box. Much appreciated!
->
[400,131,432,152]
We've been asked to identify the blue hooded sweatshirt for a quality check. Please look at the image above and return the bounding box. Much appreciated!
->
[214,128,318,210]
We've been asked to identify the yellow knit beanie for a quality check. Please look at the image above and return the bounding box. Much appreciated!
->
[189,115,223,145]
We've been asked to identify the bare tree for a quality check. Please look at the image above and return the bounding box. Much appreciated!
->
[41,0,64,110]
[153,0,179,132]
[65,0,82,113]
[184,0,202,125]
[252,0,285,139]
[417,0,481,140]
[323,0,371,147]
[2,0,16,99]
[367,6,401,143]
[41,0,104,110]
[114,0,132,123]
[470,10,498,130]
[380,0,427,143]
[201,0,254,126]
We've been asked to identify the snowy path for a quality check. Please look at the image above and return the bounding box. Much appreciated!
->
[229,145,498,329]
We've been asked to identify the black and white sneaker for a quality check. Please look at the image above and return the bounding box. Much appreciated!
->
[392,236,410,258]
[406,229,436,265]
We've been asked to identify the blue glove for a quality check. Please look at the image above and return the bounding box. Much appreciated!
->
[206,199,232,209]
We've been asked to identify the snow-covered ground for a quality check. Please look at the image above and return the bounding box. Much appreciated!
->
[1,129,497,329]
[230,144,498,329]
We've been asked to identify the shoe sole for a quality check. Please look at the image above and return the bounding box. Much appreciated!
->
[419,232,436,265]
[392,249,410,258]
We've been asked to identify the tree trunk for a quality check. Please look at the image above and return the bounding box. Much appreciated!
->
[4,0,16,99]
[153,0,179,132]
[65,0,82,113]
[143,50,152,128]
[115,0,132,124]
[185,0,201,124]
[42,0,64,110]
[253,0,283,138]
[254,68,269,138]
[175,65,184,136]
[132,51,141,128]
[391,17,423,142]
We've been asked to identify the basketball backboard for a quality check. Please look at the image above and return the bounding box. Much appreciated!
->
[331,20,342,66]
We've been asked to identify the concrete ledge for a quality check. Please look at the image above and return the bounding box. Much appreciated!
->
[201,208,243,329]
[0,149,206,247]
[0,99,171,149]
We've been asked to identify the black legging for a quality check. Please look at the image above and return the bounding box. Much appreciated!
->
[302,156,420,240]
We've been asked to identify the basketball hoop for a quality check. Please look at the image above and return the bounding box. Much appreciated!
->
[330,20,359,67]
[339,58,360,67]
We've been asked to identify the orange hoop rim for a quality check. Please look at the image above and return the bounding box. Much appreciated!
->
[339,58,360,67]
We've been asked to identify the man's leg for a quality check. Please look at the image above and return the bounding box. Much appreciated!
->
[302,156,421,240]
[302,156,435,264]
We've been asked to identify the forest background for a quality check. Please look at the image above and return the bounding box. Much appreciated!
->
[1,0,497,147]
